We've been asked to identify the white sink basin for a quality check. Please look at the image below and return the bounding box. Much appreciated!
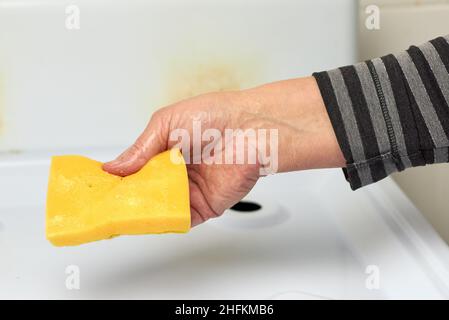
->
[1,149,449,299]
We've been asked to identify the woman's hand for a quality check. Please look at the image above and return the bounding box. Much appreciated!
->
[102,77,345,226]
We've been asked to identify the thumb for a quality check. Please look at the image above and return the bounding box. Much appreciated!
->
[102,111,167,176]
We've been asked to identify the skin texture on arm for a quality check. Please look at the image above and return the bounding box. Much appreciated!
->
[103,76,345,226]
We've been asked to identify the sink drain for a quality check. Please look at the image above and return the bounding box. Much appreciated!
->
[230,201,262,212]
[210,198,289,230]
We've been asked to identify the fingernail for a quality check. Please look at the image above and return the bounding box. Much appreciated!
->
[103,160,121,170]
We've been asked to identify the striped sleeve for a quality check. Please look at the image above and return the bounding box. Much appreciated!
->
[312,35,449,190]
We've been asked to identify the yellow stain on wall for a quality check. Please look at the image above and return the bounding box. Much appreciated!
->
[161,53,262,105]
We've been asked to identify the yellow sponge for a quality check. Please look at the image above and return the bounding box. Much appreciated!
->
[46,150,190,246]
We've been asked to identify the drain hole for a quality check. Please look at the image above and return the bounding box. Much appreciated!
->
[230,201,262,212]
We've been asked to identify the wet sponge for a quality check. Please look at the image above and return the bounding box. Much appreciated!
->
[46,150,190,246]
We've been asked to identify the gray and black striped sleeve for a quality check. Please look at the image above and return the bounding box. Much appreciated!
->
[312,35,449,190]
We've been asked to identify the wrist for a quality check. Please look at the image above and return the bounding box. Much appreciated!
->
[239,77,346,173]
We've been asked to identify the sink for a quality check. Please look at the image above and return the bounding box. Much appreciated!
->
[1,148,449,299]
